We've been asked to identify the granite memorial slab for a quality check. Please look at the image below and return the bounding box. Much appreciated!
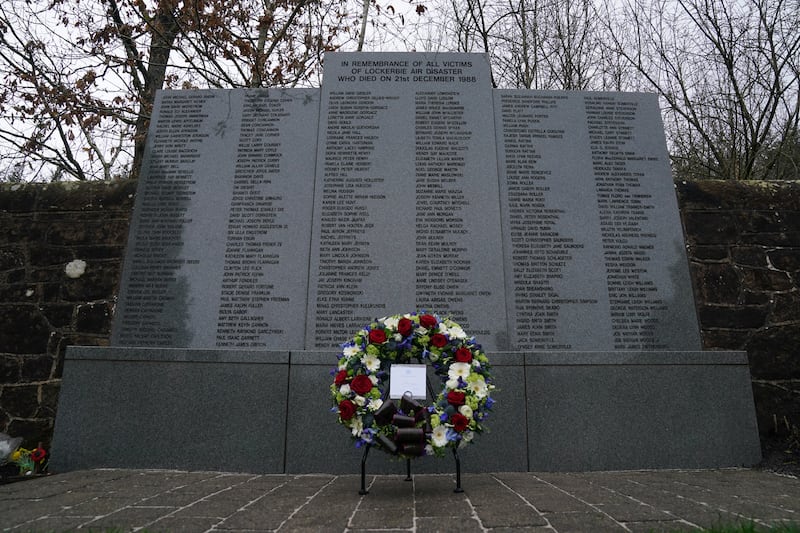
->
[111,53,701,353]
[112,88,318,349]
[496,90,701,350]
[305,53,508,350]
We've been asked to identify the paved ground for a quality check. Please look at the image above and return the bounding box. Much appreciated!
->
[1,469,799,532]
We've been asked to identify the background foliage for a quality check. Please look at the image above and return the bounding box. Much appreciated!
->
[0,0,798,182]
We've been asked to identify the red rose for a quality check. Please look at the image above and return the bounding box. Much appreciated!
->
[369,329,387,344]
[350,374,373,395]
[397,317,413,337]
[430,333,447,348]
[339,399,356,420]
[447,390,466,406]
[419,314,437,329]
[334,370,348,386]
[451,413,469,432]
[454,347,473,363]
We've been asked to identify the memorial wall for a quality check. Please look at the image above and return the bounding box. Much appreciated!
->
[112,52,700,353]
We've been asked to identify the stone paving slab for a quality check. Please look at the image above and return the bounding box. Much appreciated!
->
[1,469,799,532]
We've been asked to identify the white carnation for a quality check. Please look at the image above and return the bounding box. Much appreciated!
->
[350,417,363,436]
[447,325,467,339]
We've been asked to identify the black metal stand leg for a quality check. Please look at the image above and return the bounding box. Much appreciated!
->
[452,447,464,493]
[359,444,371,495]
[405,458,412,481]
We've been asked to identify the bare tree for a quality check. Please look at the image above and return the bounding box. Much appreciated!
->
[602,0,800,180]
[0,0,361,182]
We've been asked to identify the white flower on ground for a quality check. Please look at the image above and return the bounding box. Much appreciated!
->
[65,259,87,279]
[432,425,448,447]
[363,353,380,372]
[448,362,471,380]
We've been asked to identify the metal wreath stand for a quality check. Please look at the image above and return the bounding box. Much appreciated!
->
[358,364,464,495]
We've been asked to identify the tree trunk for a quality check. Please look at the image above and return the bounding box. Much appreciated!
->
[130,6,180,180]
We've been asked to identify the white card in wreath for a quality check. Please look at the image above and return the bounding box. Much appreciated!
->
[389,364,427,400]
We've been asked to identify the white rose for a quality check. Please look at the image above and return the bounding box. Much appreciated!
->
[458,405,473,419]
[354,395,366,406]
[339,384,351,396]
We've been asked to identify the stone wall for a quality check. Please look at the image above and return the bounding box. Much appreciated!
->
[0,181,136,448]
[676,180,800,440]
[1,179,798,452]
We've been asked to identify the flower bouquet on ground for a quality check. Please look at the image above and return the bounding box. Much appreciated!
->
[331,312,496,459]
[0,433,48,483]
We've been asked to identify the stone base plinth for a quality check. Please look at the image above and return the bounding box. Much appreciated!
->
[51,347,761,474]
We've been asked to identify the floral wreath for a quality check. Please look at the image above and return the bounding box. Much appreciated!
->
[331,312,495,458]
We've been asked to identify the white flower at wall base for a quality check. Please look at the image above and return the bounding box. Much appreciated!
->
[65,259,87,279]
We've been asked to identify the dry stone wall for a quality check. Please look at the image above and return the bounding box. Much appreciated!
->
[0,179,797,451]
[1,181,135,448]
[676,180,800,440]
